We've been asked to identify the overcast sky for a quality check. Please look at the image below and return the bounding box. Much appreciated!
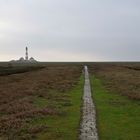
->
[0,0,140,61]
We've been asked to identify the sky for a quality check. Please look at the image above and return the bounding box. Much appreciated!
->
[0,0,140,61]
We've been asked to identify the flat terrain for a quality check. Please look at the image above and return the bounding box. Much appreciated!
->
[89,63,140,140]
[0,62,139,140]
[79,66,98,140]
[0,63,83,140]
[89,62,140,100]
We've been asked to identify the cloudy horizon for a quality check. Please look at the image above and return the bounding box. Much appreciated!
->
[0,0,140,62]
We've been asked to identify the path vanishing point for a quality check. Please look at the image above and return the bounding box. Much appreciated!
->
[79,66,98,140]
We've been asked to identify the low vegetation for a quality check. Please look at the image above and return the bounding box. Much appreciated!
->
[89,63,140,140]
[0,63,44,76]
[0,62,139,140]
[91,76,140,140]
[36,76,83,140]
[89,63,140,100]
[0,64,83,140]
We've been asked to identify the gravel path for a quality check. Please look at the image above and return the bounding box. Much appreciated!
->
[79,66,98,140]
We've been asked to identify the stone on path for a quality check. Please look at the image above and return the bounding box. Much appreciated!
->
[79,66,98,140]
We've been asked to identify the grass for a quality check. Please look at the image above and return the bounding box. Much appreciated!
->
[30,75,84,140]
[89,63,140,100]
[0,65,82,139]
[91,75,140,140]
[0,65,44,76]
[33,97,48,108]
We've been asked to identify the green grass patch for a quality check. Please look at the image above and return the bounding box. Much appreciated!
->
[31,75,84,140]
[91,76,140,140]
[33,97,48,108]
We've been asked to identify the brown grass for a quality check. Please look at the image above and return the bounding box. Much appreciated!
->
[0,65,82,139]
[89,63,140,100]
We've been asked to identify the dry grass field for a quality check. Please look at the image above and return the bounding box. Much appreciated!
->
[89,62,140,100]
[0,64,82,139]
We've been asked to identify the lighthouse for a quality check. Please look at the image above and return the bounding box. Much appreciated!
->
[25,47,28,60]
[10,46,37,62]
